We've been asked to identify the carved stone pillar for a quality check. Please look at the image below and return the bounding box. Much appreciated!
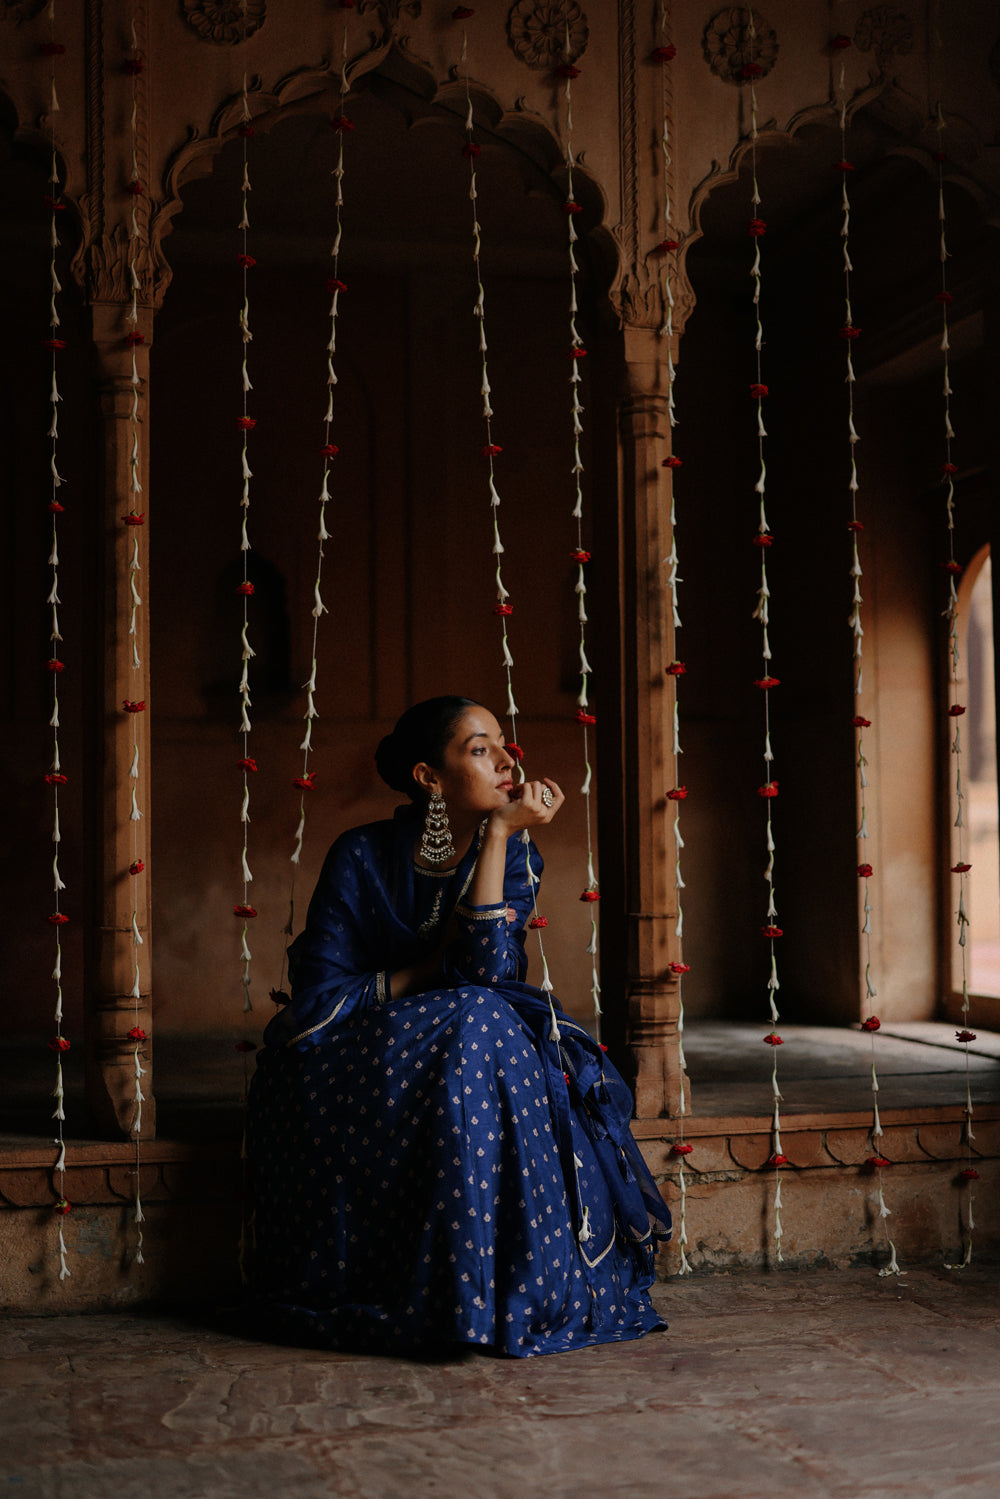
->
[618,375,687,1119]
[84,301,155,1139]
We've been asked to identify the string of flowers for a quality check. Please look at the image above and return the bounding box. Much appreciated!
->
[744,7,786,1263]
[556,37,602,1032]
[651,12,693,1275]
[453,6,560,1040]
[39,11,71,1277]
[233,61,258,1026]
[832,32,899,1276]
[933,104,978,1270]
[275,25,353,1000]
[122,14,148,1264]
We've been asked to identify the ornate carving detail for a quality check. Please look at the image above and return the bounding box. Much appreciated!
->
[703,7,778,85]
[854,7,914,75]
[86,223,168,308]
[506,0,588,71]
[1,0,48,23]
[357,0,422,49]
[180,0,265,45]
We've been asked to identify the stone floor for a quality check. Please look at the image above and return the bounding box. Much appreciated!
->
[3,1265,1000,1499]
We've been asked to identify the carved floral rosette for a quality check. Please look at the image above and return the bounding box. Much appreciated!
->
[181,0,266,46]
[507,0,588,71]
[703,6,778,85]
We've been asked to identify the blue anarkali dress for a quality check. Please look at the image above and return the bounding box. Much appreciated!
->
[245,805,671,1357]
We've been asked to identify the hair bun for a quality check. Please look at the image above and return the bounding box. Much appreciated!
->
[374,732,412,796]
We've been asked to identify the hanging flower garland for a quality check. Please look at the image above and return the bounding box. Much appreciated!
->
[233,60,258,1029]
[122,14,148,1264]
[556,39,602,1033]
[932,106,976,1270]
[744,8,786,1261]
[39,12,71,1277]
[832,34,899,1277]
[454,7,562,1038]
[651,7,693,1275]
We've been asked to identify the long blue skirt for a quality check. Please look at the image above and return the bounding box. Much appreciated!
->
[245,985,668,1358]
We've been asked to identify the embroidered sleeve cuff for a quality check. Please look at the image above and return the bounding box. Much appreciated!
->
[374,971,387,1005]
[455,901,508,923]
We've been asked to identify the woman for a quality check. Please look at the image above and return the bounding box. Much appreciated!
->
[246,696,671,1357]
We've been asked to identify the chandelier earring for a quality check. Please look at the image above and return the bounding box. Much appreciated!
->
[420,789,457,866]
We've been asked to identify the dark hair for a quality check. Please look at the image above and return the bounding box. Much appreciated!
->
[375,696,480,800]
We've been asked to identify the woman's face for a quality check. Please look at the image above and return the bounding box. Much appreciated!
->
[420,706,515,816]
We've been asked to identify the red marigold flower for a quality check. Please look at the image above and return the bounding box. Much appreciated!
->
[122,699,146,712]
[665,661,686,676]
[236,253,256,269]
[763,1031,783,1045]
[49,501,65,513]
[125,331,146,346]
[757,781,779,798]
[672,1142,694,1156]
[952,862,972,873]
[47,658,65,673]
[504,742,524,761]
[237,581,254,596]
[321,444,340,458]
[39,42,67,55]
[44,195,65,211]
[941,462,958,475]
[569,347,588,360]
[462,142,481,158]
[127,1026,147,1042]
[762,924,784,939]
[563,1071,571,1084]
[124,57,143,75]
[857,863,873,878]
[942,561,963,574]
[955,1030,977,1043]
[48,1036,71,1052]
[861,1016,881,1032]
[238,123,255,138]
[654,238,680,253]
[575,709,597,725]
[234,1040,258,1053]
[669,962,691,974]
[332,114,354,132]
[598,1042,608,1052]
[128,859,145,875]
[949,704,966,717]
[48,912,69,925]
[528,916,548,929]
[662,454,683,468]
[43,338,67,351]
[852,715,872,728]
[123,512,145,525]
[234,904,258,919]
[482,443,503,457]
[750,383,769,397]
[293,772,317,791]
[238,757,258,772]
[767,1152,788,1167]
[452,4,474,15]
[748,218,767,236]
[571,549,591,563]
[126,180,143,197]
[45,772,68,786]
[580,889,601,903]
[847,519,864,532]
[326,277,348,294]
[742,61,762,78]
[839,324,862,339]
[556,63,581,78]
[237,416,257,430]
[959,1167,980,1181]
[935,290,954,305]
[831,33,852,50]
[752,532,773,547]
[54,1198,71,1215]
[493,602,513,617]
[867,1154,891,1168]
[754,676,780,690]
[667,785,687,800]
[563,201,583,215]
[932,150,947,164]
[651,44,677,62]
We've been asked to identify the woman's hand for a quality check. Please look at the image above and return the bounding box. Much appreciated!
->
[488,778,564,838]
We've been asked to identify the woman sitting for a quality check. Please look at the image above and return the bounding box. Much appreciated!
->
[246,695,671,1357]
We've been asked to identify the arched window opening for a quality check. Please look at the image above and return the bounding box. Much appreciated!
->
[957,548,1000,1007]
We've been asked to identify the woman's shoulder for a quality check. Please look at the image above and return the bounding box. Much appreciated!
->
[323,806,417,867]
